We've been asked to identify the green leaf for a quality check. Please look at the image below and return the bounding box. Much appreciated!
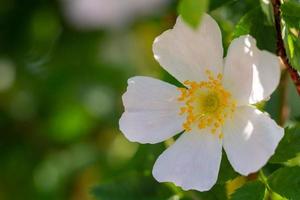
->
[268,166,300,199]
[259,0,274,25]
[186,184,227,200]
[231,180,266,200]
[91,143,175,200]
[284,28,300,71]
[233,7,276,52]
[198,184,227,200]
[92,172,173,200]
[287,33,295,59]
[217,150,239,184]
[270,125,300,164]
[281,1,300,71]
[281,1,300,29]
[209,0,236,11]
[178,0,209,28]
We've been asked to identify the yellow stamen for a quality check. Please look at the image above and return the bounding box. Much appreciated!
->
[178,70,236,137]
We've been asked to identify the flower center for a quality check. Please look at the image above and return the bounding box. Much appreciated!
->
[200,92,220,113]
[178,70,236,138]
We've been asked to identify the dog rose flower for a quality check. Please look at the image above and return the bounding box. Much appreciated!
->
[119,14,284,191]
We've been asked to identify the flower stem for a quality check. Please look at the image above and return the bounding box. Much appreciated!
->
[258,170,270,189]
[271,0,300,95]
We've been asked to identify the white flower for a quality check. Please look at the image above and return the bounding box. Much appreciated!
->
[61,0,170,30]
[119,14,284,191]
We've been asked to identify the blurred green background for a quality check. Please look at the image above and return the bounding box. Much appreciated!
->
[0,0,299,199]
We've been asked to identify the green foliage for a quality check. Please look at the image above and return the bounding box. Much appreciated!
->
[1,0,300,199]
[92,172,173,200]
[231,180,266,200]
[209,0,236,11]
[281,1,300,71]
[92,145,236,200]
[284,27,300,71]
[281,0,300,29]
[270,125,300,164]
[259,0,274,25]
[92,144,173,200]
[178,0,209,28]
[47,104,92,142]
[233,7,276,52]
[268,166,300,199]
[197,184,227,200]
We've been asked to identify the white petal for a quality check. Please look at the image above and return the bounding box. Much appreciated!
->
[153,14,223,83]
[249,51,281,104]
[223,106,284,175]
[119,76,185,144]
[152,130,222,191]
[223,35,280,105]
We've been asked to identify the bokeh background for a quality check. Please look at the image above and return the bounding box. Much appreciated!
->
[0,0,299,199]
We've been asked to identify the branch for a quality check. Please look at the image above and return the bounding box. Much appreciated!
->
[271,0,300,95]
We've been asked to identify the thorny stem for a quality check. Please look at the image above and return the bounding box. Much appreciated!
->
[271,0,300,95]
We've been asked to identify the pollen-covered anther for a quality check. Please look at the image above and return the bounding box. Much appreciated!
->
[178,70,236,137]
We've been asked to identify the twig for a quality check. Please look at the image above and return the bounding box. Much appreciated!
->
[271,0,300,95]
